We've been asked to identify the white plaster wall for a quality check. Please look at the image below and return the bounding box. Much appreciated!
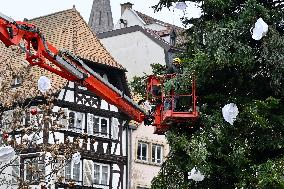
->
[131,123,170,188]
[101,31,166,80]
[115,9,145,29]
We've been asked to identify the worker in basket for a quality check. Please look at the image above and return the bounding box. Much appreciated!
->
[166,57,183,74]
[164,57,192,112]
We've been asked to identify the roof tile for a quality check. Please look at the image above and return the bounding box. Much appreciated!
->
[0,8,124,106]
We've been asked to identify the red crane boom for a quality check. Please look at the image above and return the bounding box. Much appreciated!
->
[0,12,147,123]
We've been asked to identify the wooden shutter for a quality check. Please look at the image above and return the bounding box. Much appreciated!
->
[76,112,84,132]
[87,114,94,135]
[60,108,69,129]
[112,118,119,140]
[83,160,93,186]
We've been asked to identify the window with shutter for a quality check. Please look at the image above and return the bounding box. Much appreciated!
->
[83,160,93,186]
[86,114,110,138]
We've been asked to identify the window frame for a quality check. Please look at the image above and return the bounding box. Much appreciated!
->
[151,144,163,164]
[93,162,110,186]
[87,114,109,138]
[137,141,149,162]
[23,156,45,183]
[65,159,82,184]
[68,111,84,133]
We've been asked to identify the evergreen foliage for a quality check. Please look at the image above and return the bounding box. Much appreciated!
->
[146,0,284,188]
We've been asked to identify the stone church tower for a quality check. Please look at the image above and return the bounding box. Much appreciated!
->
[88,0,114,34]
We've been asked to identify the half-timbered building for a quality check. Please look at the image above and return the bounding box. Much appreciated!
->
[0,7,130,189]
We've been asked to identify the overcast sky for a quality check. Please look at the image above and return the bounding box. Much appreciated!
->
[1,0,201,28]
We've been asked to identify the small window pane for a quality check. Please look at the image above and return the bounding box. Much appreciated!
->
[157,146,162,163]
[76,113,83,131]
[73,162,80,181]
[141,143,147,161]
[152,146,155,162]
[93,118,100,133]
[137,143,141,160]
[101,119,108,135]
[69,112,75,129]
[94,164,100,184]
[65,161,71,180]
[101,165,108,185]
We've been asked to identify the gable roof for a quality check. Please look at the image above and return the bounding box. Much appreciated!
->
[0,8,124,106]
[135,11,186,46]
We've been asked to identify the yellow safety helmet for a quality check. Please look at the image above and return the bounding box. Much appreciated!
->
[173,57,181,65]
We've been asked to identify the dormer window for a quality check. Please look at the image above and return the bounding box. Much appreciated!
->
[12,76,22,87]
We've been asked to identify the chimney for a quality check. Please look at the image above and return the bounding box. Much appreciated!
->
[121,2,133,15]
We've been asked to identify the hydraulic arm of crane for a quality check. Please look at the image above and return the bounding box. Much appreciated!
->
[0,12,147,123]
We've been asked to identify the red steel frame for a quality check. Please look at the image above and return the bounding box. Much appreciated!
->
[147,74,199,134]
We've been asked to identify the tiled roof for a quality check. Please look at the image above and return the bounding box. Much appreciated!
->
[0,8,124,106]
[135,11,187,46]
[144,28,171,46]
[30,8,123,69]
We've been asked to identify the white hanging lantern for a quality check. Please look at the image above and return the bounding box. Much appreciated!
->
[175,2,188,10]
[251,18,268,40]
[72,152,81,165]
[188,167,205,181]
[38,76,51,93]
[222,103,239,125]
[0,146,15,163]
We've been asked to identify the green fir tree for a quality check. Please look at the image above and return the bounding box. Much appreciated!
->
[146,0,284,188]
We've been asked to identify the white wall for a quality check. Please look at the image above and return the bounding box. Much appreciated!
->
[101,31,166,80]
[114,9,145,29]
[131,123,170,188]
